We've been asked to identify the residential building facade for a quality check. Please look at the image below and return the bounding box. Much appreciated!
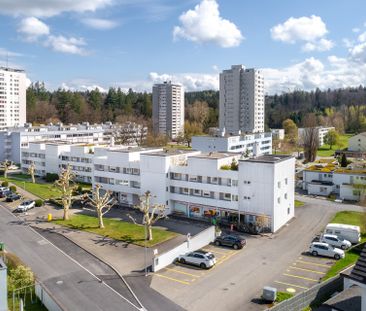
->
[271,129,285,140]
[20,142,295,233]
[219,65,265,135]
[349,133,366,152]
[191,132,272,155]
[0,121,147,163]
[298,126,335,146]
[0,67,27,130]
[152,81,184,139]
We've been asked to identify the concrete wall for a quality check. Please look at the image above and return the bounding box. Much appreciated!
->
[35,281,64,311]
[267,275,343,311]
[152,226,215,272]
[0,259,7,311]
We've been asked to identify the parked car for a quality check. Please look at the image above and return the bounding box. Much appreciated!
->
[214,234,246,249]
[0,186,8,192]
[320,234,352,250]
[14,200,35,213]
[325,223,361,244]
[178,250,216,269]
[309,242,345,260]
[6,193,21,202]
[0,189,10,198]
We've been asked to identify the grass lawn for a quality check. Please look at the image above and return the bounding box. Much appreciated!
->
[275,291,294,303]
[295,199,305,208]
[54,214,178,247]
[317,134,353,157]
[322,211,366,280]
[0,176,62,199]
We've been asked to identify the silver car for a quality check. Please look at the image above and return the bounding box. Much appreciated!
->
[178,250,216,269]
[320,234,352,250]
[309,242,345,260]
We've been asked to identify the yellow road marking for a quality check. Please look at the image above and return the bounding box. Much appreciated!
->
[283,273,319,282]
[296,260,331,268]
[274,281,308,290]
[155,273,190,285]
[216,250,238,266]
[289,266,326,275]
[165,267,201,278]
[203,248,231,255]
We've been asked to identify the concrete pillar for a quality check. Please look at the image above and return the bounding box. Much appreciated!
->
[362,287,366,311]
[0,258,7,311]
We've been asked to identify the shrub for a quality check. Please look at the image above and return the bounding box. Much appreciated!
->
[1,181,9,187]
[45,173,59,183]
[9,185,16,192]
[220,164,231,170]
[35,199,43,207]
[77,185,83,193]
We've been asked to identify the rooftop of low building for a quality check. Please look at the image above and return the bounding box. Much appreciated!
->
[242,154,293,164]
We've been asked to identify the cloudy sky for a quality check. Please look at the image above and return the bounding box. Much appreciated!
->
[1,0,366,94]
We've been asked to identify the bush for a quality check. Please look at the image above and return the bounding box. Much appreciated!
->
[1,181,9,187]
[9,185,16,192]
[35,199,43,207]
[77,184,83,193]
[45,173,59,183]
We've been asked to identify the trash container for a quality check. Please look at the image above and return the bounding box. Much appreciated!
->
[47,214,53,222]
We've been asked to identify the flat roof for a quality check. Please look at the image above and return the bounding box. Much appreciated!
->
[108,147,161,154]
[146,149,197,157]
[242,154,293,164]
[190,152,238,160]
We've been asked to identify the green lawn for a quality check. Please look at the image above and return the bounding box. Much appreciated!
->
[295,199,305,208]
[276,291,294,303]
[322,211,366,280]
[54,214,178,247]
[317,134,353,157]
[0,177,62,199]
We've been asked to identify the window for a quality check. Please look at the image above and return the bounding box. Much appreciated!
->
[284,193,288,200]
[278,181,281,188]
[277,197,281,204]
[287,208,290,215]
[285,178,288,185]
[232,180,238,187]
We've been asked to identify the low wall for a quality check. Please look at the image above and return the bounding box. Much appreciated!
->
[266,275,343,311]
[35,281,64,311]
[152,226,216,272]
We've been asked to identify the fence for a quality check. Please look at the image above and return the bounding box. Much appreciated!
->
[266,275,344,311]
[35,281,64,311]
[152,226,216,272]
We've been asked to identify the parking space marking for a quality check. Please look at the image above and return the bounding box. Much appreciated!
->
[299,256,335,262]
[203,248,231,255]
[289,266,326,275]
[165,267,202,278]
[155,273,190,285]
[283,273,319,282]
[274,281,308,290]
[216,250,238,266]
[296,260,331,268]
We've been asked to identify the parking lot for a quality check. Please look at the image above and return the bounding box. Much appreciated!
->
[271,252,334,295]
[153,243,241,287]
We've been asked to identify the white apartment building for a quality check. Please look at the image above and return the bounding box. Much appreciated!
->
[152,81,184,139]
[20,142,295,233]
[349,133,366,152]
[298,126,335,146]
[0,67,27,130]
[219,65,265,135]
[271,129,285,140]
[191,132,272,155]
[0,121,147,164]
[303,163,366,201]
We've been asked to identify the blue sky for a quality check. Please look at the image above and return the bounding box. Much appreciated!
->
[1,0,366,93]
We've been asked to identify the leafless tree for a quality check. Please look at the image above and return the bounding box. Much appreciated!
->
[27,162,36,183]
[256,214,269,233]
[86,184,116,229]
[130,191,167,241]
[1,160,12,178]
[302,114,319,163]
[54,165,77,221]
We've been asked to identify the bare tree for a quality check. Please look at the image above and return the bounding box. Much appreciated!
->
[86,184,116,229]
[256,214,269,233]
[54,165,77,221]
[302,114,319,163]
[131,191,167,241]
[27,162,36,183]
[1,160,12,178]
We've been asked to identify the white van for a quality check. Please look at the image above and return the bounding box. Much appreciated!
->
[325,224,361,244]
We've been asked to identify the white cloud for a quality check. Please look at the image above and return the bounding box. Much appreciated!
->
[45,35,87,55]
[358,32,366,42]
[0,47,23,57]
[173,0,243,48]
[81,18,118,30]
[0,0,112,17]
[302,38,334,52]
[60,80,107,93]
[18,17,50,42]
[270,15,333,52]
[352,27,361,33]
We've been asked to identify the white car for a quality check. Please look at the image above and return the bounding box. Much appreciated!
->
[15,200,35,212]
[320,234,352,250]
[309,242,345,260]
[178,250,216,269]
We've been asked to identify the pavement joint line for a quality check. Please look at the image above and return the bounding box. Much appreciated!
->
[283,273,319,282]
[274,281,309,290]
[289,266,326,275]
[155,273,190,285]
[296,260,332,268]
[0,204,142,311]
[165,267,201,278]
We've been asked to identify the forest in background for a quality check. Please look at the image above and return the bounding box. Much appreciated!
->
[27,83,366,134]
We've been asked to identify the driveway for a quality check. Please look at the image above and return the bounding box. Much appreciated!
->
[150,197,365,311]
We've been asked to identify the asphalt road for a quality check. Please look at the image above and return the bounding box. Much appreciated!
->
[0,204,141,311]
[151,196,365,311]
